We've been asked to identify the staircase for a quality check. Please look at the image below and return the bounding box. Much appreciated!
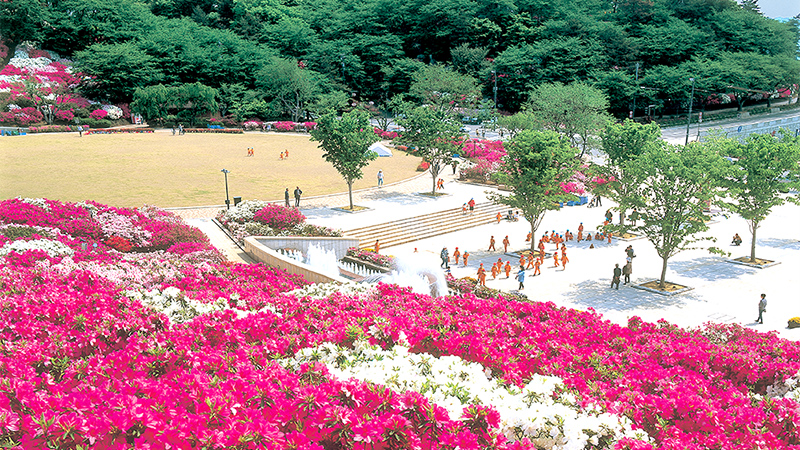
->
[344,202,512,249]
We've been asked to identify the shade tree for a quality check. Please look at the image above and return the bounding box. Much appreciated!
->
[488,130,580,252]
[614,142,728,289]
[310,110,381,210]
[705,132,800,263]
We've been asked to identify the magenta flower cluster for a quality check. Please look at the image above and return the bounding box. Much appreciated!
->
[2,197,800,449]
[461,140,506,163]
[253,204,306,230]
[374,127,399,139]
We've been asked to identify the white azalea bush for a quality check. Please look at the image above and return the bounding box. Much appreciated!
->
[102,104,123,120]
[282,341,650,449]
[0,238,74,258]
[124,287,228,324]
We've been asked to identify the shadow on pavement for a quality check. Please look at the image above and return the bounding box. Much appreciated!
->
[669,256,752,281]
[757,238,800,250]
[569,279,693,312]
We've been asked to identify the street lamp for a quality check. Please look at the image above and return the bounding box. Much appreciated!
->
[631,62,639,120]
[491,70,497,108]
[221,169,230,210]
[685,77,695,146]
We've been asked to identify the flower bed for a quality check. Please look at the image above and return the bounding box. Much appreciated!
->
[216,200,342,244]
[182,128,243,134]
[84,128,155,135]
[26,125,77,133]
[346,247,394,268]
[2,197,800,449]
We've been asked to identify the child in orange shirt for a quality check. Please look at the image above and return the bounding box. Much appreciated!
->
[502,236,510,252]
[462,251,470,266]
[504,261,511,278]
[453,247,461,265]
[533,257,542,276]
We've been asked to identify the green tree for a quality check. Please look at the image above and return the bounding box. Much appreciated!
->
[130,83,217,125]
[131,84,173,123]
[450,43,490,78]
[310,110,381,209]
[488,130,580,251]
[615,142,727,289]
[408,65,480,113]
[706,132,800,263]
[257,58,326,122]
[526,81,612,157]
[496,112,537,138]
[597,119,662,223]
[394,105,464,195]
[74,42,165,103]
[0,0,47,67]
[175,82,218,126]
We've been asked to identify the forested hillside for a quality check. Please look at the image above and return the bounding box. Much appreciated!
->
[1,0,798,123]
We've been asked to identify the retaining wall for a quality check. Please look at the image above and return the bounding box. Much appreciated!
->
[243,236,359,284]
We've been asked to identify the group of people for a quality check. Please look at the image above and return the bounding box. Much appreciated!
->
[441,247,470,270]
[462,198,476,215]
[611,245,636,289]
[279,149,289,160]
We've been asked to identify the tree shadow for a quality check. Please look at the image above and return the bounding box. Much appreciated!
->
[756,238,800,250]
[668,256,753,281]
[568,279,693,312]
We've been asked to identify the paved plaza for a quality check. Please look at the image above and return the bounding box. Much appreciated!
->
[180,167,800,341]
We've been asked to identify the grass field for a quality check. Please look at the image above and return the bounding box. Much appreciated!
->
[0,131,422,208]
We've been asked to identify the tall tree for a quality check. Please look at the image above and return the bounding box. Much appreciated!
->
[408,65,480,114]
[526,81,612,156]
[706,132,800,263]
[74,42,165,103]
[0,0,47,67]
[597,119,662,223]
[310,110,381,210]
[615,142,727,288]
[488,130,580,251]
[257,58,326,122]
[394,105,464,195]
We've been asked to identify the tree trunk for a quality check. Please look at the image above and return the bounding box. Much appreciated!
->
[749,218,758,263]
[659,256,669,289]
[347,180,354,210]
[619,210,626,225]
[430,164,440,195]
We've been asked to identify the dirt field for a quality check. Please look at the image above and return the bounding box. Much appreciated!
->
[0,131,421,208]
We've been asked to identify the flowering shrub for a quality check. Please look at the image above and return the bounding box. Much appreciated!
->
[303,121,317,130]
[462,139,506,163]
[253,204,306,230]
[346,247,394,268]
[101,104,123,119]
[242,120,263,131]
[461,160,501,182]
[105,235,133,252]
[374,127,399,139]
[274,121,296,131]
[54,109,74,121]
[89,109,108,120]
[417,161,430,171]
[217,200,342,244]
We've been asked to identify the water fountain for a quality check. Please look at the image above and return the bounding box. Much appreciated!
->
[359,251,447,297]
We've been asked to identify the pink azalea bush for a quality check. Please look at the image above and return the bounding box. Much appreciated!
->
[461,140,506,163]
[253,204,306,230]
[346,247,394,268]
[274,121,296,131]
[374,127,399,139]
[89,109,108,120]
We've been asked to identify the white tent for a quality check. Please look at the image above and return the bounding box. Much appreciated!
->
[368,142,393,157]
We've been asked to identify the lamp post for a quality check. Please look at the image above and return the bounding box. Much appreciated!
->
[685,77,695,146]
[631,62,639,120]
[221,169,230,209]
[491,70,497,108]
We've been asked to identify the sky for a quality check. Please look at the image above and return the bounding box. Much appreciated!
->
[756,0,798,20]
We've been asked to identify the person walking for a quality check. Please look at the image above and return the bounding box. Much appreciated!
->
[453,247,461,265]
[516,266,525,290]
[440,247,450,269]
[488,235,496,251]
[533,257,542,276]
[477,263,486,286]
[375,240,380,254]
[502,236,510,252]
[611,264,622,290]
[462,251,469,266]
[623,261,632,284]
[285,188,290,207]
[293,186,303,207]
[504,261,511,278]
[756,293,767,324]
[377,170,384,187]
[468,198,475,215]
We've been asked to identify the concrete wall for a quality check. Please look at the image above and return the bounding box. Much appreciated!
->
[699,115,800,143]
[243,236,358,284]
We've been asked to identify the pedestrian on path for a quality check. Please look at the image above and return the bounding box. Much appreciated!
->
[451,160,458,175]
[488,235,496,251]
[375,240,380,254]
[468,198,475,215]
[440,247,449,269]
[623,261,632,284]
[561,245,569,270]
[756,294,767,324]
[503,236,510,252]
[496,212,502,224]
[553,251,559,267]
[516,266,525,290]
[504,261,511,278]
[491,263,499,280]
[462,251,469,266]
[611,264,621,290]
[533,257,541,276]
[462,203,467,215]
[294,186,302,207]
[285,188,290,207]
[377,170,384,187]
[453,247,461,265]
[477,263,486,286]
